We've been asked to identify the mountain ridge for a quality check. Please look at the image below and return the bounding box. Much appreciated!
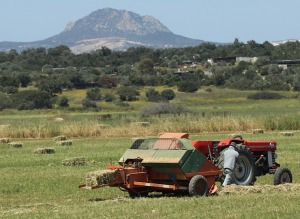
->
[0,8,204,53]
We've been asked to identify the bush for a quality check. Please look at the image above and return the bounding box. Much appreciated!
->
[0,93,12,110]
[17,101,35,110]
[177,81,199,93]
[82,98,97,108]
[117,87,139,101]
[3,86,18,94]
[56,96,69,107]
[103,94,115,102]
[86,88,102,101]
[145,88,165,102]
[247,92,285,100]
[160,89,175,100]
[11,90,52,109]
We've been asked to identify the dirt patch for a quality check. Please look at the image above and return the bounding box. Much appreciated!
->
[219,183,300,195]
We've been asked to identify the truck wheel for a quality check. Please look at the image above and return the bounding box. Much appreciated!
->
[216,145,256,185]
[189,175,208,196]
[274,167,292,185]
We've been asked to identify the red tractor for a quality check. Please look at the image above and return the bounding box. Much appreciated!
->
[79,133,292,197]
[192,134,292,186]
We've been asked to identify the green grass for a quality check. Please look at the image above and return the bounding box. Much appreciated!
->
[0,133,299,218]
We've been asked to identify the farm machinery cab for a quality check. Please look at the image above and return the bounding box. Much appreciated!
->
[79,133,292,197]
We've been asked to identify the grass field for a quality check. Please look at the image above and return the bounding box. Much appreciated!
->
[0,88,299,218]
[0,132,299,219]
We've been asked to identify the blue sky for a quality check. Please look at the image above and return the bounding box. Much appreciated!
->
[1,0,300,43]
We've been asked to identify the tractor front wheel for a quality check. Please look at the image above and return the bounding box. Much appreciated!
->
[274,167,292,185]
[188,175,208,196]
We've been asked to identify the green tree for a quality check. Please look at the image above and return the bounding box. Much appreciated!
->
[161,89,176,100]
[178,81,199,93]
[138,58,154,74]
[17,73,31,87]
[86,88,102,101]
[56,96,69,107]
[117,87,140,101]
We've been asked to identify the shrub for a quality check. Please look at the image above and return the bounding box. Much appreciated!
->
[145,88,165,102]
[82,98,97,108]
[0,93,12,110]
[160,89,175,100]
[12,90,52,109]
[86,88,102,101]
[56,96,69,107]
[17,101,35,110]
[103,94,115,102]
[117,87,139,101]
[247,92,285,100]
[177,81,199,93]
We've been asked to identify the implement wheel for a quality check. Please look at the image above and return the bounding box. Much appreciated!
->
[189,175,208,196]
[274,167,292,185]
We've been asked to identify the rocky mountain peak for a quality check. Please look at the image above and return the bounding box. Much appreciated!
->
[0,8,204,53]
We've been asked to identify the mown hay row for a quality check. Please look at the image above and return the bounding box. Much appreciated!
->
[34,148,55,154]
[86,170,116,187]
[62,157,86,166]
[8,142,23,148]
[219,183,300,195]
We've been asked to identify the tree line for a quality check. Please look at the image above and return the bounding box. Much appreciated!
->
[0,39,300,110]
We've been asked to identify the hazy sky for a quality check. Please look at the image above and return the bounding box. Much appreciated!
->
[1,0,299,43]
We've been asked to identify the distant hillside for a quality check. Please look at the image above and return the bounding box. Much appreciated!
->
[0,8,205,53]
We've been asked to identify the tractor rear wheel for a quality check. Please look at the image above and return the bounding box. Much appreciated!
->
[274,167,292,185]
[216,145,256,185]
[189,175,208,196]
